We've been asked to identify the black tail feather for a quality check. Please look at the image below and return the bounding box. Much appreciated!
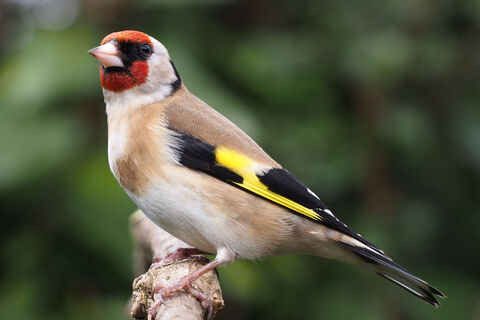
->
[338,241,446,307]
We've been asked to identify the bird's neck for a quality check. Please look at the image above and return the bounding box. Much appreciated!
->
[103,83,179,115]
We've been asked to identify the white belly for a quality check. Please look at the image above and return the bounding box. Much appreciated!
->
[128,176,219,255]
[123,163,289,260]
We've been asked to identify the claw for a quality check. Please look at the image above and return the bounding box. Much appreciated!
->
[185,283,213,320]
[147,300,160,320]
[148,286,167,320]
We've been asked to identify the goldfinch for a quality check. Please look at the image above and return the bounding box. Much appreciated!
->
[89,30,445,318]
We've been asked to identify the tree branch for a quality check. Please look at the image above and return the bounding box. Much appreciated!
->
[129,210,224,320]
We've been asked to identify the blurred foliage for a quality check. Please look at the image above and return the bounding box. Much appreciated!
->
[1,0,479,319]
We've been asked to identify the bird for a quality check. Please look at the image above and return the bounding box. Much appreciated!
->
[88,30,445,319]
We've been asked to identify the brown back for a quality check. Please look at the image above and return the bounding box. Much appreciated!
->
[162,86,280,167]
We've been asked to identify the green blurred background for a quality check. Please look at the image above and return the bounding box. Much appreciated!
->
[1,0,479,319]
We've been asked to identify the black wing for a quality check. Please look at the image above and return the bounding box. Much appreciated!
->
[168,127,382,253]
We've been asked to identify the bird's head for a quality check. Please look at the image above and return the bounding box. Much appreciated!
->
[89,30,181,110]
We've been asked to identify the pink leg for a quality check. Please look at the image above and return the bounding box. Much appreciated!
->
[148,257,228,320]
[151,248,209,267]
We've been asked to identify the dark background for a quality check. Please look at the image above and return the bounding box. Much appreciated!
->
[1,0,479,319]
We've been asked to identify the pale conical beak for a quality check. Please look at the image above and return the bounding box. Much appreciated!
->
[88,42,124,68]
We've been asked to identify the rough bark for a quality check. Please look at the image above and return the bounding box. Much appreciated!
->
[129,210,224,320]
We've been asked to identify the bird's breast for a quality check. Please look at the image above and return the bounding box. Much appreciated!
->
[107,104,171,196]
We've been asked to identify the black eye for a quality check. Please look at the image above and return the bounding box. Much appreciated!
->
[140,43,152,56]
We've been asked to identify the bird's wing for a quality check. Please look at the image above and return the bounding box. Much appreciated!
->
[167,126,382,253]
[163,87,380,252]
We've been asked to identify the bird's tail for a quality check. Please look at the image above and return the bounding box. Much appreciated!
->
[337,241,446,307]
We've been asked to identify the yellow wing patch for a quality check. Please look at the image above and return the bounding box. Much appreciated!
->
[215,147,322,221]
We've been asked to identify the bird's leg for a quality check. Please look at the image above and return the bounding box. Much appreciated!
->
[148,257,227,320]
[151,248,209,267]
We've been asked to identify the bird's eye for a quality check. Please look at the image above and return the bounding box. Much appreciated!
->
[140,43,152,56]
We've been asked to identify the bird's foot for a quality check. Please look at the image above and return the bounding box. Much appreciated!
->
[151,248,209,268]
[148,255,225,319]
[148,275,213,320]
